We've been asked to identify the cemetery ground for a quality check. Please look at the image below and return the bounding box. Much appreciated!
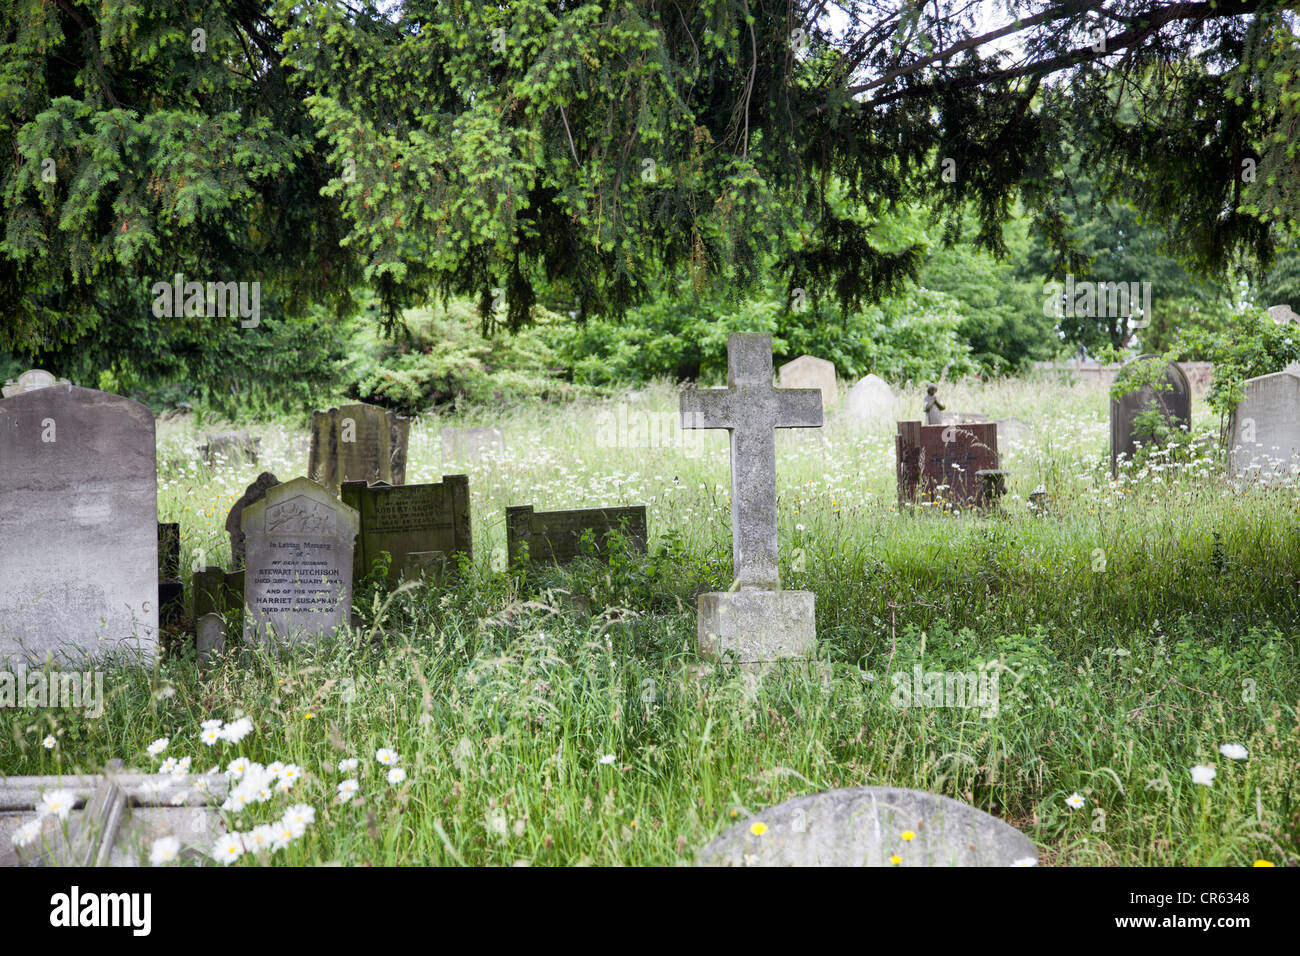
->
[4,374,1298,867]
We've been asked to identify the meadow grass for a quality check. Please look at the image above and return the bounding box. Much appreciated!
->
[4,374,1298,866]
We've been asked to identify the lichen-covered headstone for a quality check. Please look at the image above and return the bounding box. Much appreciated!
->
[0,381,158,665]
[698,787,1038,867]
[505,504,646,566]
[241,478,359,648]
[308,403,409,494]
[342,476,472,587]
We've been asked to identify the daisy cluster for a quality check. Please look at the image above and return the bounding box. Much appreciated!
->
[211,804,316,864]
[221,757,305,811]
[8,787,78,849]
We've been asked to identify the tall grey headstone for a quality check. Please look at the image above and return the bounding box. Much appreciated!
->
[680,334,821,663]
[308,403,409,495]
[698,787,1038,867]
[1229,368,1300,477]
[1109,355,1191,474]
[839,374,899,429]
[241,477,359,648]
[0,382,159,665]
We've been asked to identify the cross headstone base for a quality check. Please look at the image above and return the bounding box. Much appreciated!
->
[697,590,817,664]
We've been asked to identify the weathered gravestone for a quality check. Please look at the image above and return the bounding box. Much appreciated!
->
[342,476,472,587]
[697,787,1038,867]
[896,421,1000,508]
[192,567,244,662]
[241,478,359,648]
[839,374,899,429]
[778,355,838,409]
[308,403,409,494]
[1228,368,1300,477]
[1,773,226,867]
[1109,355,1191,474]
[440,426,506,464]
[506,505,647,566]
[681,334,822,663]
[0,382,158,665]
[1,369,70,398]
[226,472,281,567]
[200,429,260,466]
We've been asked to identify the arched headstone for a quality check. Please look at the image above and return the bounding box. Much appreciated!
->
[1109,355,1191,473]
[698,786,1037,867]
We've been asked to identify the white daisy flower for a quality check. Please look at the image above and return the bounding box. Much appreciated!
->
[147,738,169,757]
[266,761,285,778]
[41,735,56,750]
[150,836,180,865]
[386,767,407,785]
[226,757,249,778]
[221,718,253,744]
[245,825,275,853]
[37,789,76,821]
[11,819,42,848]
[271,821,299,852]
[1065,792,1085,810]
[337,779,359,803]
[200,728,223,747]
[1218,744,1248,761]
[375,748,398,766]
[338,758,359,773]
[201,719,223,732]
[598,754,616,765]
[1190,765,1217,787]
[283,804,315,828]
[212,833,245,864]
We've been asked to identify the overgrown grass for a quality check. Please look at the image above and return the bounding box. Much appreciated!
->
[4,374,1298,866]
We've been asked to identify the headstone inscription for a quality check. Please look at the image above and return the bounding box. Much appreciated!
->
[896,421,1000,508]
[308,403,409,494]
[440,426,506,464]
[341,476,472,587]
[226,472,281,567]
[0,381,158,665]
[506,505,647,566]
[680,333,822,663]
[1109,355,1192,474]
[1228,368,1300,477]
[697,787,1038,867]
[777,355,838,409]
[241,478,359,648]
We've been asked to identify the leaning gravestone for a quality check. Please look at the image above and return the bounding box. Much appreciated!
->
[1109,355,1192,474]
[697,787,1037,867]
[0,381,159,665]
[241,477,359,648]
[342,476,473,587]
[839,374,899,429]
[308,402,409,494]
[1,369,70,398]
[226,472,281,567]
[506,505,647,566]
[440,426,506,464]
[1228,368,1300,477]
[896,421,1000,508]
[681,334,822,663]
[778,355,838,409]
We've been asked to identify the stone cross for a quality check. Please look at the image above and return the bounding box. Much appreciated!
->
[681,334,822,589]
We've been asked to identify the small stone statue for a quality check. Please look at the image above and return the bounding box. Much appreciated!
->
[923,385,945,425]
